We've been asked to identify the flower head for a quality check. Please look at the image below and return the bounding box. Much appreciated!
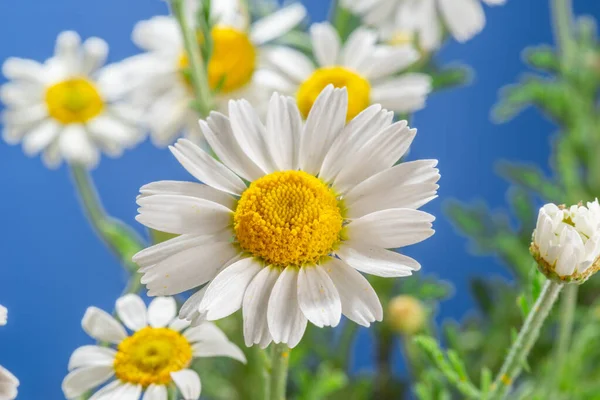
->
[531,201,600,283]
[62,295,245,400]
[262,22,431,121]
[1,31,144,169]
[342,0,506,51]
[134,86,440,348]
[103,0,306,146]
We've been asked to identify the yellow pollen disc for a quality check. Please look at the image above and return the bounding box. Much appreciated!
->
[44,78,104,124]
[113,327,193,386]
[178,26,256,93]
[234,171,344,267]
[297,66,371,121]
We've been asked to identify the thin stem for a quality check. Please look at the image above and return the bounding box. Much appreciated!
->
[374,327,394,399]
[489,280,563,399]
[171,0,214,117]
[551,0,576,67]
[269,343,290,400]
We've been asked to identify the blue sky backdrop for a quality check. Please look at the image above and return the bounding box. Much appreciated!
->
[1,0,599,398]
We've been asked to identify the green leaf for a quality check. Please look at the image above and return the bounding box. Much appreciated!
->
[430,65,472,91]
[496,162,562,202]
[522,46,560,72]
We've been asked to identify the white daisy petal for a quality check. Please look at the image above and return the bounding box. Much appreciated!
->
[250,3,307,45]
[341,27,378,71]
[297,265,342,328]
[81,307,127,344]
[58,124,100,168]
[170,139,247,195]
[171,370,201,400]
[61,366,114,399]
[139,181,236,210]
[243,267,280,348]
[262,47,314,83]
[192,339,247,363]
[68,346,116,371]
[169,317,192,332]
[267,267,308,348]
[265,94,303,171]
[87,380,122,400]
[439,0,486,43]
[22,119,60,156]
[324,257,383,326]
[132,16,182,52]
[310,22,342,67]
[184,321,229,343]
[199,258,263,321]
[346,208,435,249]
[2,57,45,83]
[253,69,297,94]
[81,37,108,75]
[371,73,432,113]
[336,241,420,277]
[147,297,177,328]
[115,294,148,331]
[142,384,168,400]
[361,46,419,80]
[179,287,207,321]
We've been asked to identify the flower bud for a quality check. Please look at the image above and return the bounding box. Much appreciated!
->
[531,200,600,283]
[387,295,426,335]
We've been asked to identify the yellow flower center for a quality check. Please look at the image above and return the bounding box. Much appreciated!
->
[178,26,257,93]
[297,66,371,121]
[234,171,344,267]
[44,78,104,124]
[113,327,193,386]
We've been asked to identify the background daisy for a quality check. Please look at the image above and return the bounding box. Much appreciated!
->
[134,86,439,348]
[1,31,144,169]
[62,294,245,400]
[101,0,307,146]
[261,22,432,121]
[0,306,18,400]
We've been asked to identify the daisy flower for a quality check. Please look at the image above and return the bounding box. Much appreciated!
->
[531,201,600,284]
[0,306,19,400]
[62,294,245,400]
[1,31,144,169]
[341,0,506,51]
[102,0,306,146]
[134,86,440,348]
[262,22,432,121]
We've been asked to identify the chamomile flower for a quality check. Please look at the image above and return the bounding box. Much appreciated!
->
[262,22,431,121]
[103,0,306,146]
[341,0,506,51]
[62,295,245,400]
[134,86,439,348]
[531,201,600,284]
[0,306,19,400]
[1,31,144,169]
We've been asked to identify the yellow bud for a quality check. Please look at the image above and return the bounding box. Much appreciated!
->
[387,295,427,335]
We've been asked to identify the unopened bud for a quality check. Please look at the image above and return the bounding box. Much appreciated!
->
[387,295,426,335]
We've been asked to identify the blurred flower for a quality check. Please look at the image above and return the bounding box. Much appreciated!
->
[102,0,306,146]
[0,305,6,326]
[62,295,245,400]
[262,22,431,121]
[387,295,427,335]
[342,0,506,51]
[0,306,19,400]
[134,86,439,348]
[531,201,600,284]
[1,31,144,169]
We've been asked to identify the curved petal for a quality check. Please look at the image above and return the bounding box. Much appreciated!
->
[261,47,314,83]
[192,339,247,363]
[265,93,303,171]
[439,0,485,43]
[116,294,148,331]
[336,241,420,277]
[86,380,122,400]
[267,267,307,348]
[179,288,207,321]
[345,208,435,249]
[59,124,100,168]
[68,346,116,371]
[142,384,168,400]
[81,37,108,75]
[361,46,419,80]
[250,3,307,45]
[171,370,201,400]
[310,22,341,66]
[371,73,432,113]
[325,257,383,326]
[22,119,60,156]
[82,307,127,344]
[139,181,236,210]
[198,258,263,320]
[61,366,114,399]
[297,265,342,328]
[341,27,378,70]
[243,267,280,348]
[2,57,45,83]
[148,297,177,328]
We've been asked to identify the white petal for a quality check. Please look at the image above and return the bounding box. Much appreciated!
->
[81,37,108,75]
[310,22,341,66]
[243,267,281,348]
[142,384,168,400]
[86,114,140,155]
[139,181,236,210]
[265,94,303,171]
[346,208,435,248]
[171,370,201,400]
[169,317,192,332]
[59,125,100,168]
[2,57,45,83]
[439,0,485,43]
[336,241,420,277]
[22,119,60,155]
[136,194,232,235]
[115,294,148,331]
[199,258,263,320]
[87,380,122,400]
[81,307,127,344]
[250,3,307,45]
[200,112,265,182]
[253,69,296,95]
[142,242,238,297]
[184,321,228,343]
[361,46,419,80]
[341,28,378,71]
[148,297,177,328]
[297,265,342,328]
[132,16,182,52]
[179,288,208,321]
[371,74,432,113]
[324,257,383,326]
[55,31,82,74]
[170,139,246,196]
[261,47,314,83]
[192,339,247,363]
[61,366,114,399]
[267,267,308,348]
[299,86,348,175]
[68,346,116,371]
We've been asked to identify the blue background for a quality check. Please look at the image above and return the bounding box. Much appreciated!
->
[1,1,599,398]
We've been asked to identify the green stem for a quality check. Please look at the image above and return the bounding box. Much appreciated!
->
[331,1,353,41]
[551,0,576,68]
[171,0,214,117]
[336,322,358,370]
[489,280,563,399]
[269,343,290,400]
[70,165,145,275]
